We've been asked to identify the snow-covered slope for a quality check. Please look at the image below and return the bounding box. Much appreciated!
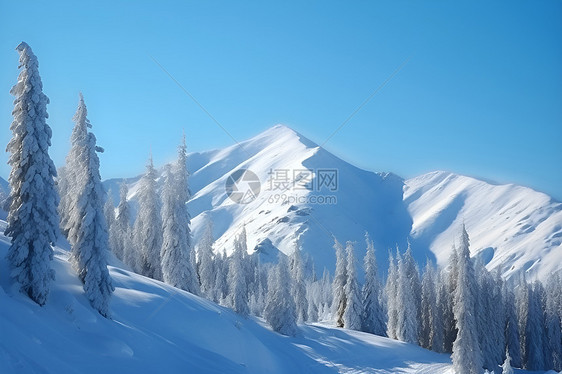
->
[405,171,562,281]
[104,125,561,281]
[0,222,454,374]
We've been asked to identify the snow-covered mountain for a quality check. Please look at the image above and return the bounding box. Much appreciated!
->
[101,124,560,281]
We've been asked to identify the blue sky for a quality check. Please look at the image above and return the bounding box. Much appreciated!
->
[1,0,561,200]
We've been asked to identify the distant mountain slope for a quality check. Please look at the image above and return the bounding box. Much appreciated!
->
[100,125,561,281]
[405,171,562,281]
[0,221,453,374]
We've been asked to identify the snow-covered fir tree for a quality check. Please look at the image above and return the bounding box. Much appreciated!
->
[386,250,399,339]
[332,238,347,328]
[503,280,522,368]
[343,241,362,330]
[396,244,420,344]
[134,155,163,280]
[227,228,250,316]
[66,94,114,317]
[111,182,131,262]
[197,218,216,298]
[361,234,385,336]
[545,273,562,371]
[442,247,459,353]
[522,281,546,371]
[290,244,308,323]
[451,225,483,374]
[264,253,298,336]
[5,42,60,306]
[160,143,199,294]
[420,261,438,350]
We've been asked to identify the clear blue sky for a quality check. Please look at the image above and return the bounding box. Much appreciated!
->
[1,0,561,200]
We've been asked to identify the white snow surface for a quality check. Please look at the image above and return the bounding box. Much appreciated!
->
[0,222,456,374]
[102,124,561,281]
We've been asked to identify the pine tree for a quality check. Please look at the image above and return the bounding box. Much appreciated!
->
[396,245,420,344]
[264,254,298,336]
[545,273,562,371]
[343,241,362,330]
[5,42,60,306]
[290,245,308,323]
[386,250,399,339]
[66,94,114,317]
[227,228,250,316]
[111,182,131,262]
[197,219,215,297]
[443,247,459,353]
[420,261,438,349]
[212,250,229,304]
[523,281,546,370]
[134,155,163,280]
[451,225,483,374]
[332,238,347,328]
[503,280,522,368]
[361,234,385,336]
[160,146,199,294]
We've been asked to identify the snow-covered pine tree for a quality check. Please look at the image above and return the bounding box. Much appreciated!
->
[305,279,320,323]
[343,241,362,330]
[111,182,131,261]
[503,279,522,368]
[420,261,438,350]
[134,155,163,280]
[318,268,333,320]
[433,271,446,353]
[5,42,60,306]
[386,250,399,339]
[264,254,298,336]
[545,273,562,371]
[160,143,199,294]
[197,218,215,298]
[396,244,420,344]
[57,165,72,236]
[290,244,308,323]
[522,281,546,370]
[361,234,385,336]
[212,250,229,304]
[475,262,505,371]
[66,94,114,317]
[227,228,250,316]
[332,238,347,328]
[443,247,459,353]
[451,225,483,374]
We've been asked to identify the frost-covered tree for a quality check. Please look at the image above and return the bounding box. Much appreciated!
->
[212,250,229,304]
[545,273,562,371]
[386,250,399,339]
[420,261,438,350]
[5,42,60,306]
[503,280,522,368]
[66,94,114,317]
[433,271,446,353]
[160,145,199,294]
[361,234,385,336]
[111,182,131,262]
[396,245,420,344]
[451,225,482,374]
[343,241,362,330]
[264,254,298,336]
[57,165,72,236]
[227,228,250,316]
[290,245,308,323]
[332,238,347,328]
[443,247,459,353]
[522,281,546,370]
[197,219,215,297]
[134,155,163,280]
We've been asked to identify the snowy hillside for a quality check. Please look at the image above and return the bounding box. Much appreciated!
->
[105,125,562,281]
[405,171,562,281]
[0,220,456,374]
